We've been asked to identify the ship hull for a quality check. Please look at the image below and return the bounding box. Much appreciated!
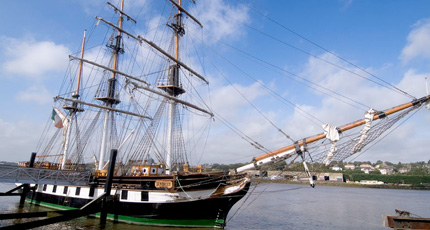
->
[25,176,250,228]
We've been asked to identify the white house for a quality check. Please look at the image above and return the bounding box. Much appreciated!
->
[345,164,355,170]
[331,165,343,171]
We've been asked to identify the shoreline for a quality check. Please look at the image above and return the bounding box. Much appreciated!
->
[251,178,430,190]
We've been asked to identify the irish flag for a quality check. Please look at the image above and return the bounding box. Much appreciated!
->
[51,107,66,128]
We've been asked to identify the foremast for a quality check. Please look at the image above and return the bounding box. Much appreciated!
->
[61,30,86,170]
[53,1,154,170]
[236,95,430,173]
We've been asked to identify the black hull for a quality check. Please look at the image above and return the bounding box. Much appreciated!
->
[27,181,250,228]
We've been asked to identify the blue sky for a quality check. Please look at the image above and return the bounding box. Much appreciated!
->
[1,0,430,164]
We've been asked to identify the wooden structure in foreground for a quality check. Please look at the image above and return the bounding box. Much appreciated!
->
[0,150,117,229]
[383,210,430,229]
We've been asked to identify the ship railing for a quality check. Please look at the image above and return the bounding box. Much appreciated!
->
[156,77,169,86]
[0,165,91,186]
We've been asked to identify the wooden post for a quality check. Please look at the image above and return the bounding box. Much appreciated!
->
[29,152,36,167]
[100,149,117,227]
[19,152,37,207]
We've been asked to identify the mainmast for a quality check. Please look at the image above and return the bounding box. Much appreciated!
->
[157,0,186,174]
[155,0,205,174]
[70,0,207,172]
[96,0,125,171]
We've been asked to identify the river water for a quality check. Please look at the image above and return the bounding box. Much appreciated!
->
[0,182,429,229]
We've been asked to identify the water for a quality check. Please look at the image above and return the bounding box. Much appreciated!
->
[227,183,430,230]
[1,183,429,229]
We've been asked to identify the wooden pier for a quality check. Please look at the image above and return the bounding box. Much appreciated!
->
[0,150,117,229]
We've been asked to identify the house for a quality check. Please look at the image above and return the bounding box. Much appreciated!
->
[360,163,372,168]
[379,166,395,175]
[399,167,411,174]
[360,164,374,174]
[331,165,343,171]
[344,164,355,170]
[375,163,387,169]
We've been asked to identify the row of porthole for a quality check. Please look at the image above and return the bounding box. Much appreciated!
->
[39,185,150,202]
[120,190,149,202]
[41,184,94,197]
[140,168,158,174]
[40,184,149,202]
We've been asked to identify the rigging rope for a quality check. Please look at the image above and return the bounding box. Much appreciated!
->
[226,182,261,224]
[308,105,418,166]
[202,33,371,113]
[213,111,273,154]
[246,5,416,100]
[348,106,423,162]
[203,36,353,126]
[210,58,296,143]
[228,3,415,100]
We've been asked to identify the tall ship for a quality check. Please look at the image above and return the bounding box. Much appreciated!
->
[19,0,250,228]
[15,0,430,229]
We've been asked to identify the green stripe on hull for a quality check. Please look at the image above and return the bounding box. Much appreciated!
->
[25,199,223,228]
[26,198,77,211]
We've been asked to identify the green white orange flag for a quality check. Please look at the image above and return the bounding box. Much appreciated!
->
[51,107,66,128]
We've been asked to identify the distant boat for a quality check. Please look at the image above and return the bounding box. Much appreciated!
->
[16,0,430,228]
[359,180,384,185]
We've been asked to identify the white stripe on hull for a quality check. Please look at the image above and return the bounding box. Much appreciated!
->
[21,177,250,204]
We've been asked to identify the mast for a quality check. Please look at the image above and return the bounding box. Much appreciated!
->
[97,0,125,171]
[61,30,87,170]
[75,30,86,96]
[90,0,205,173]
[158,0,186,175]
[236,95,430,173]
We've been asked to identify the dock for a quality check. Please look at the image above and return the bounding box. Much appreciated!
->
[0,150,117,229]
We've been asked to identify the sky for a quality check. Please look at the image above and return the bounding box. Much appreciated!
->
[0,0,430,165]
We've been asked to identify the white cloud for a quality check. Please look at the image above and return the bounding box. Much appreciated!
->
[0,119,43,162]
[196,49,429,164]
[400,18,430,63]
[15,85,52,105]
[285,52,430,163]
[299,52,429,119]
[210,81,267,121]
[190,0,250,42]
[396,69,429,97]
[1,37,70,77]
[298,53,381,125]
[185,79,279,163]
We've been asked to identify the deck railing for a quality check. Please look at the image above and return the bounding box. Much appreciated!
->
[0,165,91,186]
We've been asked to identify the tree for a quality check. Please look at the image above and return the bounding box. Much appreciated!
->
[397,162,403,170]
[385,161,394,167]
[408,166,428,175]
[261,160,286,171]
